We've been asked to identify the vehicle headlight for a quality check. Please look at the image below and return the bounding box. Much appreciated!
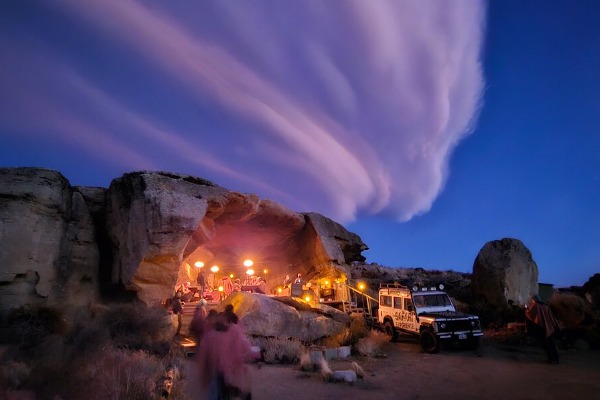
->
[439,322,447,329]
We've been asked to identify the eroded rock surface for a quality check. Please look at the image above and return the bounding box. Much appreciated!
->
[472,238,538,307]
[0,168,99,313]
[0,168,367,309]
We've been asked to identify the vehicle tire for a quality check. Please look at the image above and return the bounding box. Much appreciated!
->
[420,328,440,353]
[384,321,398,342]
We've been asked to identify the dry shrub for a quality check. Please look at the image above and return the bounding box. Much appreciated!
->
[550,292,586,328]
[101,303,173,355]
[356,330,388,357]
[298,347,325,372]
[3,306,68,349]
[251,337,305,364]
[340,315,369,347]
[0,360,30,389]
[66,348,167,400]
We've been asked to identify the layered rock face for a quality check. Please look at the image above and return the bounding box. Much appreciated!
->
[0,168,99,314]
[472,238,538,307]
[0,168,368,310]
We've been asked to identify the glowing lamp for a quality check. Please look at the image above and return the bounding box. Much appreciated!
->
[243,259,254,267]
[358,283,366,291]
[210,265,219,273]
[277,287,283,293]
[263,269,268,274]
[304,296,311,302]
[194,261,204,268]
[229,274,234,279]
[246,268,255,276]
[324,280,329,285]
[218,285,224,292]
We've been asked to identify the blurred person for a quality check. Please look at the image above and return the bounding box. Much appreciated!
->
[176,281,194,302]
[221,276,234,297]
[220,304,239,325]
[525,294,561,364]
[197,271,206,299]
[294,273,302,284]
[195,307,254,399]
[189,299,209,342]
[256,277,267,294]
[233,278,242,292]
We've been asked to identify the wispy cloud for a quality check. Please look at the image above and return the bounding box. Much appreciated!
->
[0,1,485,221]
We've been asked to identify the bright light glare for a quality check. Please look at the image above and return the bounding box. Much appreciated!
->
[211,265,219,273]
[243,259,254,267]
[194,261,204,268]
[246,269,255,276]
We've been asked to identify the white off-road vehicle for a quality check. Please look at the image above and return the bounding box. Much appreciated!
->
[378,283,483,353]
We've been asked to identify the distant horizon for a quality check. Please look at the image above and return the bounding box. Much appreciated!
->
[4,164,592,289]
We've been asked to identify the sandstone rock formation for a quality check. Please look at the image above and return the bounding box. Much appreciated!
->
[222,292,349,341]
[472,238,538,307]
[105,171,368,305]
[0,168,368,311]
[0,168,99,314]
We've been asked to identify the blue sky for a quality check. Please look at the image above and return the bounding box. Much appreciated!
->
[1,1,598,287]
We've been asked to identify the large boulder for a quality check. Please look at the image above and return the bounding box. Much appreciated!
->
[221,292,348,341]
[0,168,99,314]
[472,238,538,307]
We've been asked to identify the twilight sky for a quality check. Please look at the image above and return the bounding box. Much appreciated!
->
[1,1,598,287]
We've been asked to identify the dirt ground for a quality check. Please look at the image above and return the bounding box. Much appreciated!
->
[245,337,600,400]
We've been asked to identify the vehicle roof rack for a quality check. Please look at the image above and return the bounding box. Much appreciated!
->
[379,282,409,294]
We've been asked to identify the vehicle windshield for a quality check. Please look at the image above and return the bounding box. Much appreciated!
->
[412,293,452,308]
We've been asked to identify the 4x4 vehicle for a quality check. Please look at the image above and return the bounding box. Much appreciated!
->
[378,283,483,353]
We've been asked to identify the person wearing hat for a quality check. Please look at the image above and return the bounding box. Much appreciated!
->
[525,294,561,364]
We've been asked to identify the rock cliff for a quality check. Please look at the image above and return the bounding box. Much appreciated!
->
[0,168,368,310]
[0,168,99,314]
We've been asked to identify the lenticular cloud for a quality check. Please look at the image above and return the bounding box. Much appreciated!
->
[1,1,486,222]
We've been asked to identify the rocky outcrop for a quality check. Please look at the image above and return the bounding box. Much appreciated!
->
[221,292,349,341]
[472,238,538,307]
[104,171,368,305]
[0,168,99,314]
[0,168,368,310]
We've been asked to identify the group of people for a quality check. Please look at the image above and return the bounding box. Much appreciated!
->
[189,302,256,400]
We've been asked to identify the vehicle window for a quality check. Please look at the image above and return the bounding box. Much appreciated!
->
[380,295,392,307]
[413,294,452,307]
[404,298,413,311]
[412,295,425,308]
[393,297,402,309]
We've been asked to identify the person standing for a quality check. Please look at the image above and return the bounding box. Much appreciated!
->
[525,294,561,364]
[294,273,302,284]
[197,271,206,299]
[171,291,184,337]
